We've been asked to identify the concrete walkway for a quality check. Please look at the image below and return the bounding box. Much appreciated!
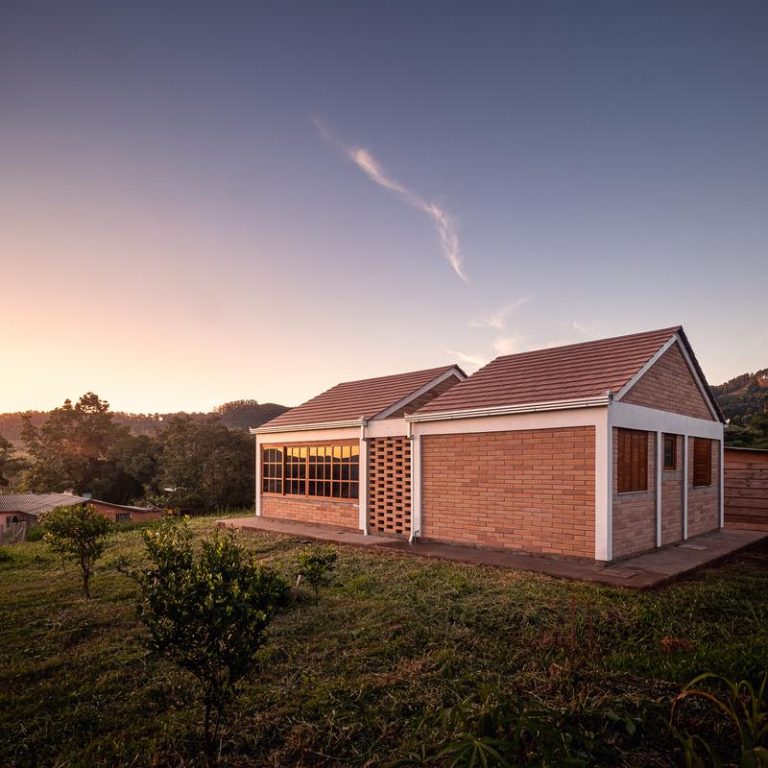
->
[218,516,767,589]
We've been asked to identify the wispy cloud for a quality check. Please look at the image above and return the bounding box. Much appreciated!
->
[447,349,488,369]
[470,296,530,330]
[314,118,467,282]
[492,334,523,356]
[572,319,603,339]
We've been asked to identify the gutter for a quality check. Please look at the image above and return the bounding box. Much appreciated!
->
[251,418,364,435]
[405,395,611,424]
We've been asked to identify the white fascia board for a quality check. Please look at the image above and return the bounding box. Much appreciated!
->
[610,401,724,440]
[372,367,466,420]
[406,395,611,424]
[366,418,409,438]
[251,418,363,435]
[255,426,362,444]
[614,334,720,422]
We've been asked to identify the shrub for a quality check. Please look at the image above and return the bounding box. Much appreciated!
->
[133,519,288,758]
[296,545,338,599]
[25,525,44,542]
[40,503,112,598]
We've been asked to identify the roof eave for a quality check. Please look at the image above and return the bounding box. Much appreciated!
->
[406,395,612,423]
[251,418,365,435]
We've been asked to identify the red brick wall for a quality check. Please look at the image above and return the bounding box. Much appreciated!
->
[687,438,720,536]
[613,429,657,559]
[661,436,683,545]
[421,427,595,558]
[261,495,359,530]
[89,502,163,523]
[622,344,715,420]
[724,448,768,531]
[386,375,462,419]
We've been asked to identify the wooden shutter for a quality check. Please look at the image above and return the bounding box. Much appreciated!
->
[617,429,648,493]
[693,438,712,486]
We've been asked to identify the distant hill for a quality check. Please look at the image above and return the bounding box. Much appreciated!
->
[712,368,768,448]
[0,400,289,449]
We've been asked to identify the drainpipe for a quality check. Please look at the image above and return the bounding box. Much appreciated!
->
[407,419,419,544]
[360,418,369,535]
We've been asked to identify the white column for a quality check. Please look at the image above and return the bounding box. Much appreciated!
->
[255,436,262,517]
[719,438,725,528]
[594,408,612,561]
[656,431,663,548]
[410,433,422,543]
[682,435,689,540]
[359,430,368,534]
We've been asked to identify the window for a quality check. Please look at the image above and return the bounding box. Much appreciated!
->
[617,428,648,493]
[116,512,130,522]
[262,443,359,499]
[262,448,284,494]
[693,438,712,487]
[663,434,677,470]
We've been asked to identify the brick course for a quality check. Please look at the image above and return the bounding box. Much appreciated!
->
[661,436,683,545]
[622,343,714,420]
[262,495,359,530]
[687,438,720,536]
[421,427,596,558]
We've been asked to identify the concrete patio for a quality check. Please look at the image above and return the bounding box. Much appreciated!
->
[218,516,768,589]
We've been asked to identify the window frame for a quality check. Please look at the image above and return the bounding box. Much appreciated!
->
[692,438,713,487]
[663,434,677,471]
[617,428,649,494]
[261,440,360,501]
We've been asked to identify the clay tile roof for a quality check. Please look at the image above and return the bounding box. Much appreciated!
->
[414,326,713,416]
[260,365,461,429]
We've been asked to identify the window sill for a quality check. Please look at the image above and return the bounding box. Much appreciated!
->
[261,492,359,505]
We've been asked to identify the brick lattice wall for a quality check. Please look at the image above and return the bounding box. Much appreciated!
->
[261,495,359,530]
[421,427,595,558]
[622,343,714,420]
[367,437,412,535]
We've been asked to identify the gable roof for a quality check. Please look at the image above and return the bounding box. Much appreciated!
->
[412,326,723,421]
[0,493,90,516]
[257,365,464,431]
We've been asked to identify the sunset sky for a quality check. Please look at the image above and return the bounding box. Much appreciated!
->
[2,1,767,414]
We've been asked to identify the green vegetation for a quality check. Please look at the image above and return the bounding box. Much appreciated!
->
[129,519,288,757]
[296,545,338,599]
[40,503,112,599]
[713,369,768,448]
[1,518,767,767]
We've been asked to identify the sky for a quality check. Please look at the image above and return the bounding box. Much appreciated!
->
[1,1,767,413]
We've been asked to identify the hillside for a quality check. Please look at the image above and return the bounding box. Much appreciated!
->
[712,368,768,448]
[0,400,289,449]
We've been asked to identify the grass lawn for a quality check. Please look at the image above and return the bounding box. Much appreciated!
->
[1,515,767,767]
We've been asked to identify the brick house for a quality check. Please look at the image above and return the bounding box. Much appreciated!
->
[252,327,724,562]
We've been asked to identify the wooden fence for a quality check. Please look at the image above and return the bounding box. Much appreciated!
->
[724,447,768,531]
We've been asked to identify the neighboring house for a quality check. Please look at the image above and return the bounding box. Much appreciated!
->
[0,493,162,540]
[252,326,724,563]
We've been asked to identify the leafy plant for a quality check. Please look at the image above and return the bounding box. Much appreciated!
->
[672,672,768,767]
[131,518,288,760]
[40,503,112,598]
[296,545,338,599]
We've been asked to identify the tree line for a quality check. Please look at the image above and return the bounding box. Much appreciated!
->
[0,393,275,512]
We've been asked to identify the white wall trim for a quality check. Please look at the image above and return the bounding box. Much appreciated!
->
[719,439,725,528]
[359,422,368,534]
[366,418,409,438]
[410,432,422,542]
[252,418,363,435]
[610,402,724,440]
[373,367,466,420]
[257,426,362,444]
[413,406,608,437]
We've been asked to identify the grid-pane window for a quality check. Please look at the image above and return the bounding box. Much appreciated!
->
[262,448,283,494]
[262,443,359,499]
[617,429,648,493]
[663,434,677,470]
[693,438,712,487]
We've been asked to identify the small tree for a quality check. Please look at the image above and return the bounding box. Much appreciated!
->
[296,546,338,599]
[134,519,287,758]
[41,503,112,598]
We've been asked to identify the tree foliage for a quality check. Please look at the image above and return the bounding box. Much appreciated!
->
[296,546,338,599]
[0,434,22,487]
[41,503,112,598]
[133,519,287,756]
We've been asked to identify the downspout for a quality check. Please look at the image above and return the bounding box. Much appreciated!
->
[407,418,418,544]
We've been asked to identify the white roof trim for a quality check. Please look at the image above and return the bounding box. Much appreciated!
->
[372,366,466,420]
[251,418,364,435]
[614,333,719,421]
[405,395,611,423]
